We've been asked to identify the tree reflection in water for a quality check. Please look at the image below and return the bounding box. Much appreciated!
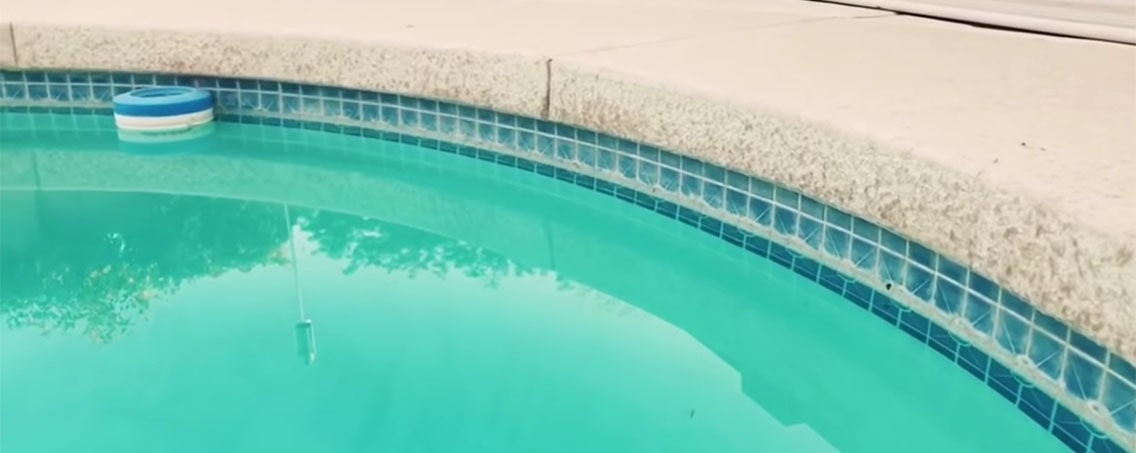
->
[0,191,534,342]
[0,191,292,342]
[295,208,537,287]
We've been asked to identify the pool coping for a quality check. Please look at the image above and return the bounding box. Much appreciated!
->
[0,3,1133,448]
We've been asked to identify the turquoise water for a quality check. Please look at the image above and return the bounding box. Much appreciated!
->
[0,113,1070,453]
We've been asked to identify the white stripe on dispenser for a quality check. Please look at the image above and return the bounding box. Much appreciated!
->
[114,109,215,132]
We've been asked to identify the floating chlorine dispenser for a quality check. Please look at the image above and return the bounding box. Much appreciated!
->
[113,86,216,151]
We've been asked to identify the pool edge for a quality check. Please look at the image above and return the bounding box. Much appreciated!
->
[2,20,1135,449]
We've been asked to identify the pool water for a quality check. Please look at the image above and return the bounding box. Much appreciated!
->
[0,113,1071,453]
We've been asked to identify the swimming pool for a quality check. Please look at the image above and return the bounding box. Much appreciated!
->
[0,70,1132,453]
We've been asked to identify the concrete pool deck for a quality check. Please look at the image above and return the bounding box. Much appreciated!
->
[0,0,1134,366]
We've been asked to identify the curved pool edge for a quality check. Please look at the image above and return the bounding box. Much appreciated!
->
[6,21,1128,366]
[548,63,1136,364]
[0,14,1134,450]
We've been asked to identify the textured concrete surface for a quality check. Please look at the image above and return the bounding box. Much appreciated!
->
[0,0,1134,363]
[11,25,550,119]
[0,22,15,67]
[867,0,1136,28]
[549,14,1136,363]
[817,0,1136,43]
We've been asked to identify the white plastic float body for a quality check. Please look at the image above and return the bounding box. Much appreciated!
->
[113,108,215,132]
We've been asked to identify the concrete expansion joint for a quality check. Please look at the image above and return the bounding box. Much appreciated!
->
[1,22,17,66]
[541,58,552,120]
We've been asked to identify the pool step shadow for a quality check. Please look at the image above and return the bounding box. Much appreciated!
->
[784,423,840,453]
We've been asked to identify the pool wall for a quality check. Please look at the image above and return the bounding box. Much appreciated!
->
[1,17,1134,451]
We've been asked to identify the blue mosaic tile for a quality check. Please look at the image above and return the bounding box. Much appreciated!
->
[870,294,901,325]
[616,137,638,157]
[957,342,991,380]
[581,140,607,163]
[721,224,746,248]
[1103,373,1136,433]
[880,228,907,255]
[241,92,262,111]
[987,360,1022,403]
[703,181,725,209]
[747,196,773,227]
[659,149,681,169]
[1035,309,1071,339]
[798,216,823,250]
[725,170,749,191]
[824,206,853,230]
[1074,331,1111,363]
[70,84,92,102]
[878,251,907,288]
[1001,291,1034,321]
[933,276,965,315]
[965,291,996,337]
[1090,435,1127,453]
[536,134,555,157]
[1064,351,1105,401]
[817,266,846,294]
[92,85,113,103]
[793,257,821,282]
[751,178,775,201]
[1111,356,1136,384]
[905,264,934,302]
[844,280,874,309]
[1054,404,1095,451]
[680,155,703,177]
[28,84,48,100]
[6,71,1136,451]
[768,243,796,269]
[743,235,770,258]
[44,72,67,84]
[800,195,824,219]
[725,189,748,217]
[659,166,680,192]
[908,241,936,270]
[969,272,1001,306]
[680,174,707,201]
[705,165,726,184]
[822,225,851,260]
[850,238,877,273]
[996,309,1032,356]
[774,186,800,209]
[773,206,798,236]
[899,310,931,342]
[1030,328,1068,381]
[928,324,960,359]
[1020,382,1057,429]
[852,217,880,243]
[557,138,577,161]
[3,82,25,99]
